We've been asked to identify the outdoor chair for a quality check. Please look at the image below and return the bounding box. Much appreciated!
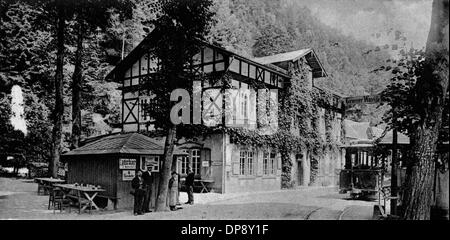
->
[37,181,45,195]
[43,184,52,195]
[47,187,56,210]
[70,197,92,214]
[51,187,72,213]
[48,187,70,212]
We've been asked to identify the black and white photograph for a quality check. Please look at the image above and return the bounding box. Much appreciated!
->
[0,0,448,226]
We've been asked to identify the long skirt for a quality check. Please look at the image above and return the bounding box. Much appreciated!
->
[168,187,177,207]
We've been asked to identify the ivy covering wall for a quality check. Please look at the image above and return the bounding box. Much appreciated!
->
[144,61,342,188]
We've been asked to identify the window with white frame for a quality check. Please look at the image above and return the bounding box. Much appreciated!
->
[270,152,276,174]
[248,151,254,175]
[191,149,201,175]
[178,156,188,175]
[239,150,255,176]
[263,152,269,175]
[239,151,246,175]
[263,151,277,175]
[241,92,248,121]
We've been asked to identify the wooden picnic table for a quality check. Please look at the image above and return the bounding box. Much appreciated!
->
[53,183,105,214]
[35,177,66,195]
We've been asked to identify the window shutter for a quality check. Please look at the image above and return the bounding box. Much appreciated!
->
[256,151,263,176]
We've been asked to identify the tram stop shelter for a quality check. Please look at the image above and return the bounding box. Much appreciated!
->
[62,132,187,210]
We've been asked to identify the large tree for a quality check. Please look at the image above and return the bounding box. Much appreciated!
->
[143,0,214,212]
[69,0,133,149]
[49,1,67,177]
[401,0,449,220]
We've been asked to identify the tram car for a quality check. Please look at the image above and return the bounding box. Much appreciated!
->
[339,145,386,200]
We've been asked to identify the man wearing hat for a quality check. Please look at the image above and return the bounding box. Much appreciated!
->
[185,168,195,204]
[131,170,145,215]
[142,166,153,213]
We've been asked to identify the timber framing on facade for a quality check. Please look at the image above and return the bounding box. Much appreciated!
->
[105,33,346,193]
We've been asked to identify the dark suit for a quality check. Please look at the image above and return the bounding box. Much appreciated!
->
[131,176,145,214]
[185,172,195,204]
[142,171,152,212]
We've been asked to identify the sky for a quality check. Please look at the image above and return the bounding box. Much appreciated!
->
[294,0,433,53]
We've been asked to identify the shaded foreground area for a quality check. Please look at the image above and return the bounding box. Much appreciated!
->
[0,177,375,220]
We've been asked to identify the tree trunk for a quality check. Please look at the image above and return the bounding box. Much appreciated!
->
[49,8,65,178]
[402,123,440,219]
[155,124,177,211]
[49,7,65,178]
[401,0,449,220]
[71,19,84,149]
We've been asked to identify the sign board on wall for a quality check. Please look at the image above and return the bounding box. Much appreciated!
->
[119,158,136,169]
[344,94,381,105]
[202,161,209,167]
[145,157,160,172]
[122,170,135,181]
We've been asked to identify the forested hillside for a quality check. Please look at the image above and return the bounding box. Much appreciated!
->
[0,0,392,164]
[208,0,392,96]
[111,0,394,123]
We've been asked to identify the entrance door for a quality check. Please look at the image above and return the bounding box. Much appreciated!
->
[298,162,303,186]
[296,154,303,186]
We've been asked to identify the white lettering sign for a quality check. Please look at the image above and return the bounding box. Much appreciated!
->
[345,95,381,105]
[122,170,135,181]
[145,157,160,172]
[119,158,136,169]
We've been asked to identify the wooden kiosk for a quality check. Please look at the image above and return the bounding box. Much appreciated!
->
[62,133,187,210]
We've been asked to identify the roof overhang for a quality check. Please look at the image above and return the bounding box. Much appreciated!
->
[303,49,328,78]
[106,30,293,82]
[253,49,328,78]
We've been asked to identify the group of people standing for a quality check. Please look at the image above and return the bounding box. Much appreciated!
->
[131,167,195,215]
[131,168,153,215]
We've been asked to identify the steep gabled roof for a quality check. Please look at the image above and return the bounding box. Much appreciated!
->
[63,133,186,156]
[105,31,291,82]
[252,49,328,78]
[253,49,311,65]
[105,33,156,82]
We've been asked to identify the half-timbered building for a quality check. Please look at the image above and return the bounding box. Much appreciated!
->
[106,34,345,193]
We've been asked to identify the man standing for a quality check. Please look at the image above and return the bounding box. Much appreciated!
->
[142,166,152,213]
[131,170,145,215]
[185,169,195,204]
